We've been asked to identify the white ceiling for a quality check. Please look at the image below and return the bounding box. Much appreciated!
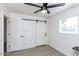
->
[2,3,78,18]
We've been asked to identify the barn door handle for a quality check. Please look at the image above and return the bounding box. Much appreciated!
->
[45,32,47,37]
[21,36,24,38]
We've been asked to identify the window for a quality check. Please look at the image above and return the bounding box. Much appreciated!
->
[59,16,78,34]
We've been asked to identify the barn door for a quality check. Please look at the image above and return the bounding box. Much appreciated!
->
[36,21,47,46]
[10,16,24,52]
[23,20,36,49]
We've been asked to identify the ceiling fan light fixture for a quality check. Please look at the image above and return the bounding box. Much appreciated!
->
[41,10,47,14]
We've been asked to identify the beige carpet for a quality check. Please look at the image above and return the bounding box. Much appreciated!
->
[5,45,65,56]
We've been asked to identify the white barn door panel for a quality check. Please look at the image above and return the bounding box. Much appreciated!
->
[23,20,36,49]
[36,22,47,46]
[10,17,24,52]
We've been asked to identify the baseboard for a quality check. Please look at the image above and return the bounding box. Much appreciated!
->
[48,44,67,56]
[36,45,48,48]
[0,53,4,56]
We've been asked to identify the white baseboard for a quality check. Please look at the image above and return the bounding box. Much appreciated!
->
[48,44,68,56]
[0,53,4,56]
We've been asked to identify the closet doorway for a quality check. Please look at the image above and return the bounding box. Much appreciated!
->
[6,14,47,52]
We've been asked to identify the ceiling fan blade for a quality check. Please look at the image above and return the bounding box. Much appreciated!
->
[34,9,42,13]
[24,3,41,8]
[47,10,50,14]
[47,3,65,8]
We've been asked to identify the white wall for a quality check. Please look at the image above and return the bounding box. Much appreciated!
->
[0,5,4,56]
[48,4,79,56]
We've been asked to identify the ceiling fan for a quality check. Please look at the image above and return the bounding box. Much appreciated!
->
[24,3,65,14]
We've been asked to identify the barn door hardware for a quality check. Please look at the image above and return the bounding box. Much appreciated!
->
[22,19,47,23]
[36,19,38,23]
[22,19,36,22]
[37,20,47,24]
